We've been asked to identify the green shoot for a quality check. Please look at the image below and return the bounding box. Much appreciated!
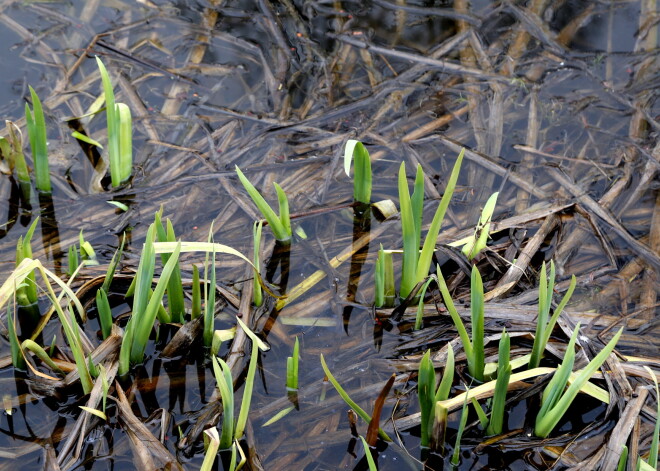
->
[617,446,628,471]
[374,245,394,308]
[535,324,623,438]
[201,427,220,471]
[642,366,659,468]
[437,264,485,381]
[15,218,40,312]
[0,121,31,194]
[203,231,217,347]
[7,304,25,370]
[119,224,181,375]
[253,220,263,306]
[96,57,132,187]
[320,354,391,441]
[286,336,300,391]
[235,166,292,242]
[191,264,201,320]
[344,140,372,204]
[99,364,109,415]
[67,244,79,277]
[398,149,464,299]
[418,347,454,448]
[212,319,268,448]
[414,277,434,330]
[529,261,577,369]
[211,356,235,449]
[96,288,112,339]
[25,86,50,193]
[262,406,295,427]
[211,327,236,356]
[359,436,378,471]
[451,394,470,466]
[79,230,98,266]
[487,330,511,436]
[471,397,489,429]
[154,210,185,323]
[234,317,269,440]
[462,192,498,260]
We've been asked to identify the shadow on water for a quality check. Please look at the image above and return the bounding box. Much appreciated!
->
[0,0,657,470]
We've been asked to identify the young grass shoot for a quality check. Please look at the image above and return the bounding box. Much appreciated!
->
[344,139,372,205]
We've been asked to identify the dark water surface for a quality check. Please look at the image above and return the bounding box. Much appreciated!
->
[0,1,657,470]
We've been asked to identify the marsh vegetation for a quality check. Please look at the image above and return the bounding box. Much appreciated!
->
[0,1,658,470]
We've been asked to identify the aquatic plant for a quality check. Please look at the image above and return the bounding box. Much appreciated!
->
[535,324,622,438]
[436,264,485,381]
[212,318,268,449]
[461,191,498,260]
[529,260,577,369]
[25,86,51,193]
[15,218,39,318]
[286,336,300,391]
[374,244,394,308]
[0,120,31,194]
[359,436,378,471]
[252,220,263,306]
[118,224,181,375]
[487,330,511,436]
[398,149,464,299]
[451,394,470,465]
[154,209,185,323]
[235,166,292,242]
[191,264,201,320]
[418,347,454,449]
[320,354,391,441]
[344,139,372,205]
[96,57,132,187]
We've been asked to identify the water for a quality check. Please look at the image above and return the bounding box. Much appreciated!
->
[0,1,657,469]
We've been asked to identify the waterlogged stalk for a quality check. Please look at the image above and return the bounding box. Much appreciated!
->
[235,166,290,242]
[25,86,50,193]
[320,354,391,441]
[344,140,372,204]
[535,326,623,438]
